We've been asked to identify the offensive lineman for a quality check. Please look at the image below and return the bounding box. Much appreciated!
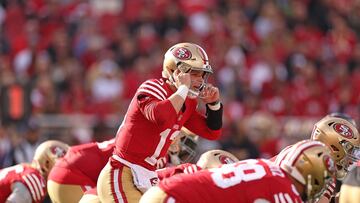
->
[0,140,68,203]
[140,140,336,203]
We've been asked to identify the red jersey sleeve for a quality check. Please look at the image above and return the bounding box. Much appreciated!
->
[0,164,46,203]
[157,163,202,180]
[184,111,221,140]
[137,80,178,129]
[138,97,177,129]
[21,172,46,203]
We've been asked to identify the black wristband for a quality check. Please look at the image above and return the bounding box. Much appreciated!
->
[206,103,223,130]
[207,100,220,106]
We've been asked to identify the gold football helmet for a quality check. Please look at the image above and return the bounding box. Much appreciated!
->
[33,140,69,177]
[196,149,239,169]
[163,42,213,98]
[168,128,198,165]
[275,140,336,201]
[311,116,360,179]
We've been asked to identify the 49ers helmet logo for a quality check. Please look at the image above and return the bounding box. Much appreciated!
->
[219,155,236,164]
[323,155,335,174]
[172,47,192,60]
[333,123,354,139]
[51,146,67,158]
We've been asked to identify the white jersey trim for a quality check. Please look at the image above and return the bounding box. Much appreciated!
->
[137,89,164,101]
[22,175,38,201]
[26,174,41,201]
[145,81,167,96]
[139,84,166,100]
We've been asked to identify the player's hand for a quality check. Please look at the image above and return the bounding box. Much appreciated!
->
[183,164,202,174]
[199,84,220,104]
[173,69,191,88]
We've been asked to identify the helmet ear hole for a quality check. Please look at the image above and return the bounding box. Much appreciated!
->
[314,179,319,186]
[330,145,339,152]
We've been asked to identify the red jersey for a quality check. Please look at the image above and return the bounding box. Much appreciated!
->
[48,139,115,190]
[157,163,202,181]
[113,78,221,170]
[0,164,46,203]
[159,159,303,203]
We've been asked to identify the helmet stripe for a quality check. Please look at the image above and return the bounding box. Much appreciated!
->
[275,145,292,167]
[287,141,324,166]
[196,45,209,65]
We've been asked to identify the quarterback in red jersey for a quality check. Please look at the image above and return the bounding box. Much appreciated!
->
[140,140,336,203]
[47,138,115,203]
[97,42,223,203]
[0,140,68,203]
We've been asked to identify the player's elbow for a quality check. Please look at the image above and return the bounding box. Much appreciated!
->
[153,110,178,128]
[205,129,222,140]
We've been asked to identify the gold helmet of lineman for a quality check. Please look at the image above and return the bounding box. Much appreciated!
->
[276,140,336,201]
[168,128,198,165]
[33,140,69,177]
[196,149,239,169]
[311,116,360,179]
[163,42,213,98]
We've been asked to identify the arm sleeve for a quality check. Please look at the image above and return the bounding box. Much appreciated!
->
[205,103,223,130]
[138,94,178,129]
[6,182,32,203]
[156,163,201,181]
[184,111,222,140]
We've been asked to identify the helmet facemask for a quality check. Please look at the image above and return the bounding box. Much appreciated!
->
[171,62,212,99]
[177,135,198,163]
[276,140,336,201]
[337,140,360,177]
[168,130,198,165]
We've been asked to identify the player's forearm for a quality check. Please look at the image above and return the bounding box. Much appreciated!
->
[168,85,188,113]
[168,95,186,114]
[184,111,222,140]
[7,182,32,203]
[186,123,222,140]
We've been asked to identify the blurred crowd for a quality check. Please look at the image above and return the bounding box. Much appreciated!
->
[0,0,360,168]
